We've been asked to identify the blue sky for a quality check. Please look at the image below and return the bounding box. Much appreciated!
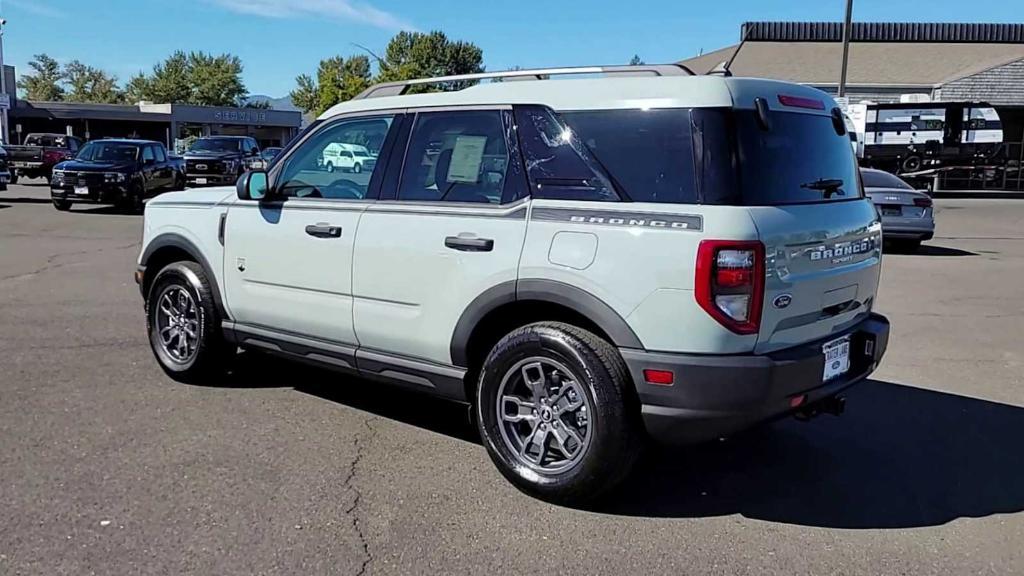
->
[2,0,1021,98]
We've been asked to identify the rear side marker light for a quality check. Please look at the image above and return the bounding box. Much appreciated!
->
[696,240,765,335]
[643,369,674,386]
[778,94,826,110]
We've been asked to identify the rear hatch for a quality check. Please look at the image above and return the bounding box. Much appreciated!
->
[725,85,882,353]
[865,188,929,219]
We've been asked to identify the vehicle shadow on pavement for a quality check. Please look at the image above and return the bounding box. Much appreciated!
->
[215,352,480,443]
[0,196,52,204]
[600,379,1024,529]
[886,244,978,257]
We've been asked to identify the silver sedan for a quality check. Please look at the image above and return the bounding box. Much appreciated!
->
[861,168,935,251]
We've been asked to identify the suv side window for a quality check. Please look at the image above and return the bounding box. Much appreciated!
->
[398,110,510,204]
[274,115,394,200]
[514,106,619,202]
[153,145,167,163]
[142,145,156,163]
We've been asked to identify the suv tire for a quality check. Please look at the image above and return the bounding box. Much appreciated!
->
[146,261,230,383]
[52,199,72,211]
[476,322,641,504]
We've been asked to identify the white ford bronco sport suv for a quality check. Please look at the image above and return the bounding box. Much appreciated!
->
[137,65,890,503]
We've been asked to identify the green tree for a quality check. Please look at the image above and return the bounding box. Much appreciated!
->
[146,51,192,104]
[17,54,65,101]
[290,55,371,116]
[376,31,484,92]
[629,54,645,66]
[189,52,247,107]
[123,73,151,104]
[243,99,273,109]
[63,60,123,104]
[130,51,247,106]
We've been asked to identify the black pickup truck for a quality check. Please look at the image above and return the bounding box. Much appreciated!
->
[183,135,261,186]
[6,133,85,183]
[50,139,185,212]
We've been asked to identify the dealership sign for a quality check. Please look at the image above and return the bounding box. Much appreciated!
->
[213,109,268,123]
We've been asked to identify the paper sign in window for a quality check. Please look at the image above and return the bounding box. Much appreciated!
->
[445,135,488,183]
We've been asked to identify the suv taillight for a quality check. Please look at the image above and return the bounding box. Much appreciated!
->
[695,240,765,335]
[913,197,933,208]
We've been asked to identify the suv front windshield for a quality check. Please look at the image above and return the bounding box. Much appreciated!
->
[189,138,241,153]
[76,142,139,163]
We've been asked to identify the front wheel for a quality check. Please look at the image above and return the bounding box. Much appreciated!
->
[146,261,231,383]
[476,322,642,504]
[52,199,72,211]
[325,162,335,173]
[352,162,362,174]
[9,172,18,185]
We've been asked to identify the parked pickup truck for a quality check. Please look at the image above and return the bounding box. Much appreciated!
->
[50,139,185,212]
[183,136,261,187]
[6,133,86,184]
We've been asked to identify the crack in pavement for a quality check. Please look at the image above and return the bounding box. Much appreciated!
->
[0,241,141,284]
[343,416,378,576]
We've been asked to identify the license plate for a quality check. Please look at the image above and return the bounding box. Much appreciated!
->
[822,336,851,382]
[195,178,208,185]
[12,161,28,168]
[881,206,902,216]
[74,186,90,196]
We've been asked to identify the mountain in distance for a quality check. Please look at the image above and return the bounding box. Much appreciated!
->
[244,94,300,112]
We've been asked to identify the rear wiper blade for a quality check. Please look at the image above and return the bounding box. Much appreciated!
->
[800,178,846,198]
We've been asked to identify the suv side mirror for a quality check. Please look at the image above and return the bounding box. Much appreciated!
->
[237,170,269,201]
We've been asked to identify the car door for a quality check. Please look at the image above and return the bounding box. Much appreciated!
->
[223,113,400,351]
[151,144,172,190]
[352,108,529,366]
[140,145,158,194]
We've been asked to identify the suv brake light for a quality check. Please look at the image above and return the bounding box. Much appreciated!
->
[695,240,765,335]
[913,197,933,208]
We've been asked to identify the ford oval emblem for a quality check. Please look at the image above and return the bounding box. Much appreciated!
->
[773,294,793,309]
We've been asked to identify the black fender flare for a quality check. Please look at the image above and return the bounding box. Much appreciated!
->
[449,278,644,368]
[140,233,230,320]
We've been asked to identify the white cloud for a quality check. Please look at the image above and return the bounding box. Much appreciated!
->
[207,0,414,31]
[4,0,67,18]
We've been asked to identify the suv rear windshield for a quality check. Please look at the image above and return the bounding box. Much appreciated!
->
[536,107,861,206]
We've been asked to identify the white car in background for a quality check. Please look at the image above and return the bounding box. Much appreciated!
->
[321,143,373,173]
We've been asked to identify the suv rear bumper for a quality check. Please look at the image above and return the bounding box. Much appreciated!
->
[621,313,889,444]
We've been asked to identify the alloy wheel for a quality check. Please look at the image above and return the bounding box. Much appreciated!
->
[496,357,593,474]
[155,285,200,364]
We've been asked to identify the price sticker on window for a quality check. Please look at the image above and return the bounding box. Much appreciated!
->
[446,135,487,183]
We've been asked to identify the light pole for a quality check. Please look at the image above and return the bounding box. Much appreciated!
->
[838,0,854,97]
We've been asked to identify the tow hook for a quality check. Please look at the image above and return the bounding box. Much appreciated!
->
[794,396,847,421]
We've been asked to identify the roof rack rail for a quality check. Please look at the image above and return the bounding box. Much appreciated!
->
[352,64,696,100]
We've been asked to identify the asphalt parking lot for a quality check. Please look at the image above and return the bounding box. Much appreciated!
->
[1,179,1022,575]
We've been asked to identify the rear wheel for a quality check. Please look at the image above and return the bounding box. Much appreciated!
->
[325,162,335,173]
[476,322,642,504]
[9,172,18,185]
[146,261,230,383]
[52,199,72,211]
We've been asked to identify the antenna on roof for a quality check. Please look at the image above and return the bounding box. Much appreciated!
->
[708,25,752,76]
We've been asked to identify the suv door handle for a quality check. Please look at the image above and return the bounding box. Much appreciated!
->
[305,224,342,238]
[445,236,494,252]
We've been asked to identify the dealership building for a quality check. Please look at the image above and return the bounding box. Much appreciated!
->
[680,22,1024,145]
[5,98,302,152]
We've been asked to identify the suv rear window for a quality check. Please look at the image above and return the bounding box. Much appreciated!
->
[519,106,861,206]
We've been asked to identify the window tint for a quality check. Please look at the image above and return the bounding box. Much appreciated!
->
[860,169,912,190]
[399,111,509,204]
[563,109,698,204]
[733,110,862,205]
[142,146,156,162]
[154,145,167,162]
[275,116,393,200]
[515,106,618,202]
